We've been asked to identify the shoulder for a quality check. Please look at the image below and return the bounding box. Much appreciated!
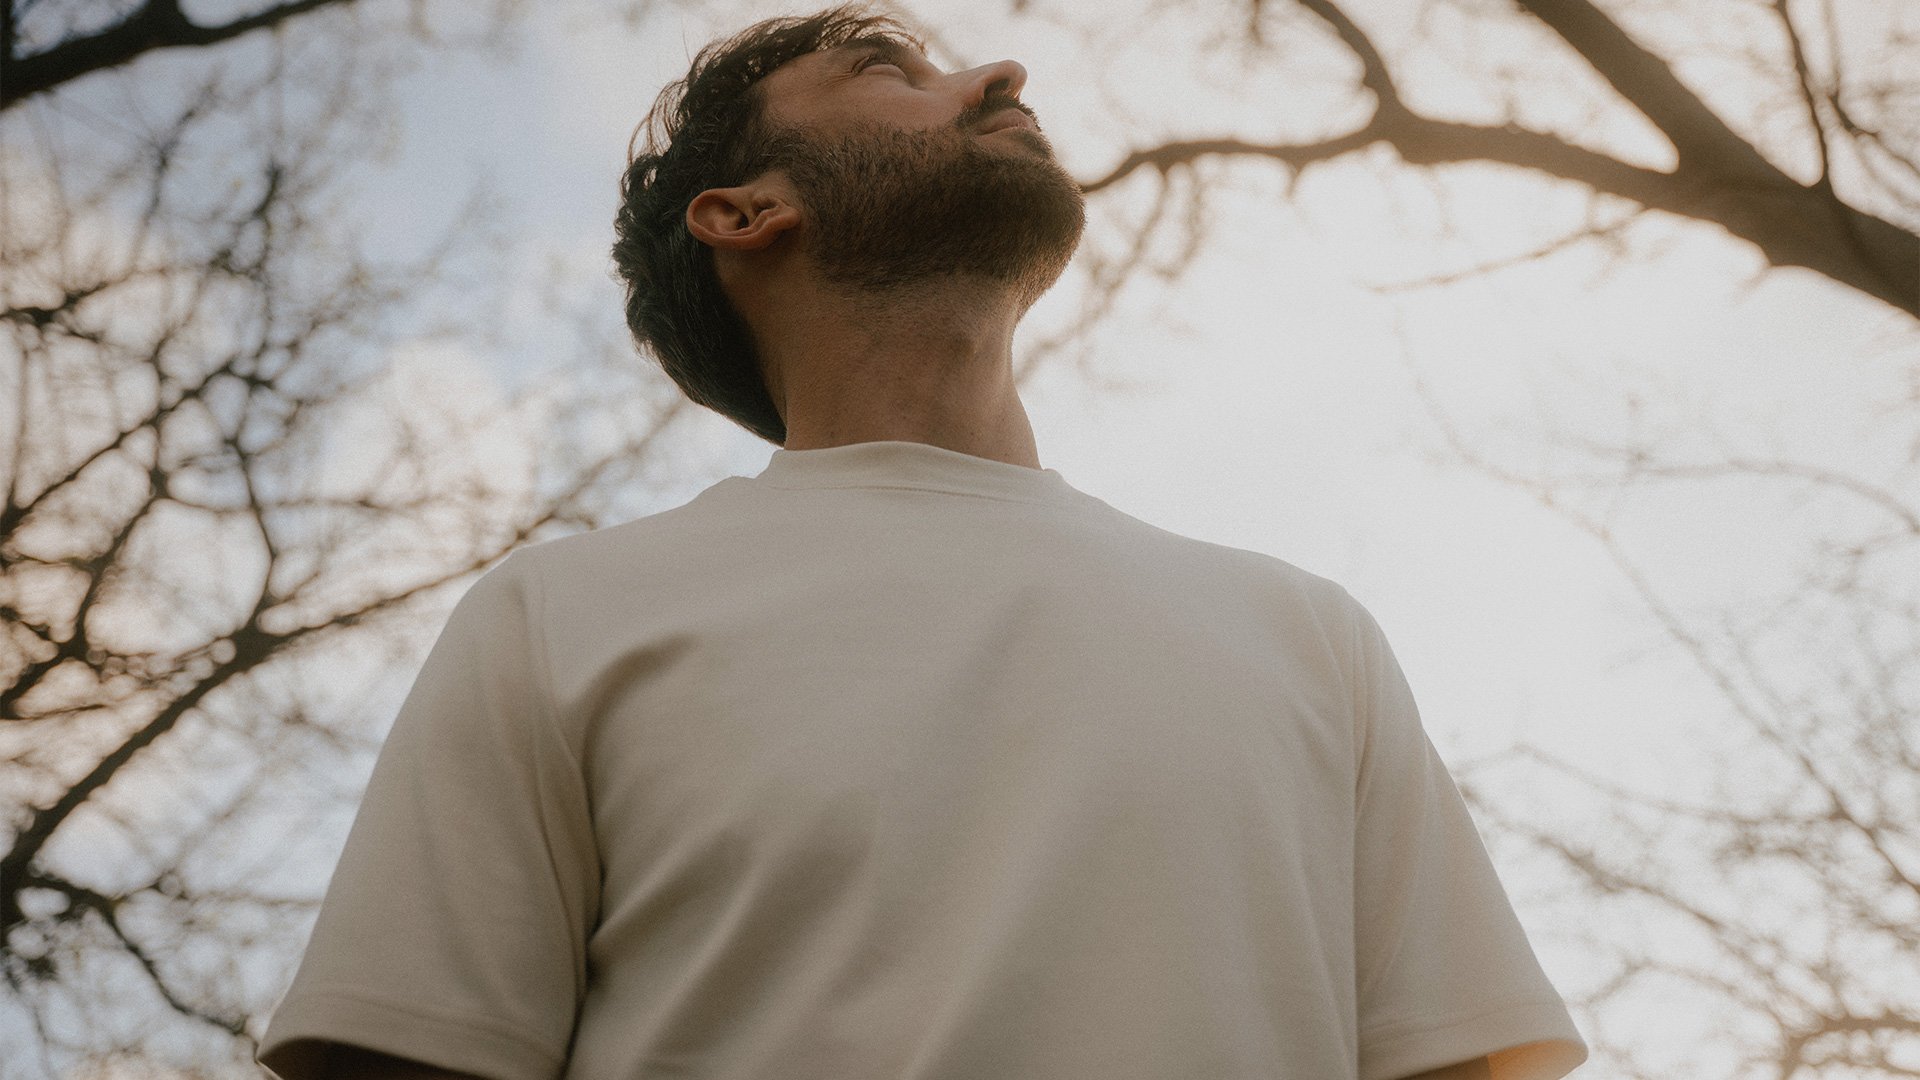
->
[1086,500,1357,605]
[1183,531,1364,639]
[502,495,734,594]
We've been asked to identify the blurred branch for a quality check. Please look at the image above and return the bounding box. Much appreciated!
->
[3,0,356,111]
[0,1,671,1073]
[1078,0,1918,318]
[1401,313,1920,1076]
[1362,200,1647,293]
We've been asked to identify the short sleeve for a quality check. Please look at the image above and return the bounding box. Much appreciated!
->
[257,551,598,1080]
[1347,596,1588,1080]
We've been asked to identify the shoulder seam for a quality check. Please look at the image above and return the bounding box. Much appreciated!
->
[505,549,583,779]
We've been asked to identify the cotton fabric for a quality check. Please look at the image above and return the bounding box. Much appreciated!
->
[257,439,1587,1080]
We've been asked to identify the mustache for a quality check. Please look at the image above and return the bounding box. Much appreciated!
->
[961,97,1039,132]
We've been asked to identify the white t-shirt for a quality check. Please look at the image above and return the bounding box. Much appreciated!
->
[257,439,1587,1080]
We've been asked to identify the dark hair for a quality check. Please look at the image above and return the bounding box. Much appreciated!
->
[610,4,926,447]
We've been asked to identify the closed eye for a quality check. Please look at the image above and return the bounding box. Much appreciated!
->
[854,54,902,75]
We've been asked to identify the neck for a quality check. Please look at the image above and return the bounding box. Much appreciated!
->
[757,275,1042,470]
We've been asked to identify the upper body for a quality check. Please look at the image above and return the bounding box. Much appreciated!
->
[258,6,1587,1078]
[256,441,1589,1080]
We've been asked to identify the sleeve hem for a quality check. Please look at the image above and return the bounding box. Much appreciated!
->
[1360,996,1589,1080]
[256,989,565,1080]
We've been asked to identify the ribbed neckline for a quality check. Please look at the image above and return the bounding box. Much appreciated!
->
[748,439,1083,506]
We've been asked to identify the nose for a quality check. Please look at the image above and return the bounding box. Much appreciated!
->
[962,58,1027,111]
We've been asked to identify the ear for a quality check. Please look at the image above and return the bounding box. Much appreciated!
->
[686,184,801,251]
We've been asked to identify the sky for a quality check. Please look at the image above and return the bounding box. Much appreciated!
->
[7,0,1917,1075]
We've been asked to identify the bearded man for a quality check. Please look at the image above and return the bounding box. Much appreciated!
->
[255,7,1588,1080]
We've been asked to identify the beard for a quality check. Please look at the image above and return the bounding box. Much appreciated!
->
[762,110,1087,312]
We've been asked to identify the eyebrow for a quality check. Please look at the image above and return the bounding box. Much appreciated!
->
[819,36,928,79]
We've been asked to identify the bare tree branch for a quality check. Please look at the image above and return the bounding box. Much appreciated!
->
[3,0,355,111]
[1075,0,1918,318]
[1513,0,1778,180]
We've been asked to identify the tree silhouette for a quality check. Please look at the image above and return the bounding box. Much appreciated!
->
[1039,0,1918,331]
[1421,360,1920,1077]
[1,1,691,1075]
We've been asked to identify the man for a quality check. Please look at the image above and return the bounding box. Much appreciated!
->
[256,5,1589,1079]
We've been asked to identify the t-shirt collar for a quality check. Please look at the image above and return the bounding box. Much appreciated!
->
[752,439,1081,505]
